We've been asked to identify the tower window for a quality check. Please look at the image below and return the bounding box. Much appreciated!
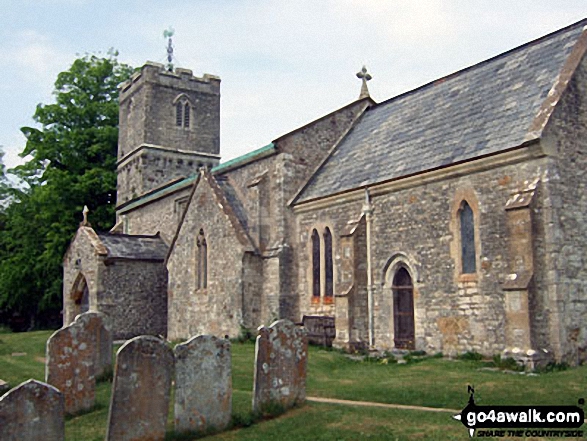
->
[176,102,183,127]
[184,103,190,128]
[175,100,191,128]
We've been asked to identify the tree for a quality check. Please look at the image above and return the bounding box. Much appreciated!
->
[0,53,134,329]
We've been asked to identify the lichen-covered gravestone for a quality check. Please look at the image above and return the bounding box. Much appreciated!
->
[174,335,232,434]
[45,319,95,414]
[106,335,174,441]
[74,311,113,378]
[0,379,64,441]
[252,319,308,414]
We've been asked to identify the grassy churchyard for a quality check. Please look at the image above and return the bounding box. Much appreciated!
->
[0,329,585,440]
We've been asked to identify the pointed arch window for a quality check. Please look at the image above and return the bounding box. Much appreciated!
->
[324,227,334,303]
[197,229,208,289]
[174,96,191,128]
[311,229,320,301]
[459,202,476,274]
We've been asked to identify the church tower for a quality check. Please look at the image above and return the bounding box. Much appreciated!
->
[116,62,221,205]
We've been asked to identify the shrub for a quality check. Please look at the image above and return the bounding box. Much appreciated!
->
[457,351,483,361]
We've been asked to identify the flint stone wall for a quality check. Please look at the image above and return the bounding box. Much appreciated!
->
[106,335,174,441]
[174,335,232,434]
[252,319,308,413]
[0,379,64,441]
[45,319,95,414]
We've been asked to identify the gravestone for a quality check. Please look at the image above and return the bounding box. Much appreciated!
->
[174,335,232,434]
[252,319,308,414]
[45,319,95,414]
[0,379,64,441]
[106,335,174,441]
[74,311,113,378]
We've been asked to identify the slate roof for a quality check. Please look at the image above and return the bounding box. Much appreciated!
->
[297,20,587,203]
[97,233,168,261]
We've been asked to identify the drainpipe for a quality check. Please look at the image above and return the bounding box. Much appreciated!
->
[362,188,374,347]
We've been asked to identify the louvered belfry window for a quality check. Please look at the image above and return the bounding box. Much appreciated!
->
[184,103,190,128]
[176,102,183,126]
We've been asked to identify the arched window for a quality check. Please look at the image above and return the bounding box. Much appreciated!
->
[176,102,183,126]
[197,229,208,289]
[184,103,190,128]
[311,229,320,300]
[460,202,476,274]
[324,227,333,302]
[392,267,415,349]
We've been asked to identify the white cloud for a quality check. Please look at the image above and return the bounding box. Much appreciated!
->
[8,30,71,80]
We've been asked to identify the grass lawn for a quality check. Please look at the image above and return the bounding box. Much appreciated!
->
[0,329,585,440]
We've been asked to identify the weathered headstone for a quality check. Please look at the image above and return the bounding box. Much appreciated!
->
[174,335,232,434]
[45,319,95,414]
[74,311,113,378]
[0,379,64,441]
[106,335,174,441]
[252,319,308,414]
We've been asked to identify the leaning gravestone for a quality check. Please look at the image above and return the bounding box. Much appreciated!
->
[174,335,232,434]
[0,379,64,441]
[252,319,308,414]
[74,311,112,378]
[45,319,95,414]
[106,335,174,441]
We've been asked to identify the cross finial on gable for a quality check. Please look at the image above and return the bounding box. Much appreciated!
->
[81,205,90,227]
[356,66,372,99]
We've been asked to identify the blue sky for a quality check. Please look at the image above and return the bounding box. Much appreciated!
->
[0,1,585,171]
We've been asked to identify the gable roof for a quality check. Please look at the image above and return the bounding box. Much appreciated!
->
[166,171,256,261]
[296,20,587,204]
[96,233,168,261]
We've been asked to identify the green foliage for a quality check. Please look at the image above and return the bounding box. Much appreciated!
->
[234,325,256,343]
[457,351,484,361]
[534,361,569,373]
[0,53,133,327]
[491,354,524,371]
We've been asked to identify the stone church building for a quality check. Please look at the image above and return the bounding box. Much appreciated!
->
[63,20,587,366]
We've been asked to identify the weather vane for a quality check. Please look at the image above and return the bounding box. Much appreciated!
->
[163,27,175,71]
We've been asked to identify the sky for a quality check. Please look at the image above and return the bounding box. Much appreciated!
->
[0,1,585,171]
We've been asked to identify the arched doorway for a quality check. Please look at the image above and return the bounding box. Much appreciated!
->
[392,267,415,349]
[71,274,90,319]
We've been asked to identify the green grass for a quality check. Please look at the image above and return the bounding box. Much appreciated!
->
[1,332,585,440]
